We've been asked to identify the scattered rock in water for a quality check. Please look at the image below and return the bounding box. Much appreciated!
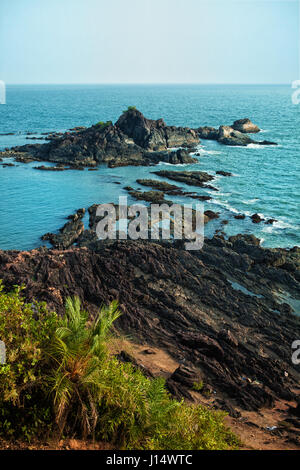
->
[234,214,246,220]
[251,213,264,224]
[41,209,85,249]
[204,210,220,220]
[258,140,278,146]
[152,170,216,189]
[126,189,170,204]
[136,178,212,201]
[216,170,232,177]
[265,218,278,225]
[34,165,68,171]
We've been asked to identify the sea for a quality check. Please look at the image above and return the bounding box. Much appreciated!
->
[0,84,299,251]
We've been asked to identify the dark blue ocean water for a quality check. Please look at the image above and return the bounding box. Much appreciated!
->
[0,84,299,250]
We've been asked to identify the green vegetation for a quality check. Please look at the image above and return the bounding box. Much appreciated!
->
[123,105,137,113]
[0,283,239,449]
[94,120,112,130]
[192,381,204,392]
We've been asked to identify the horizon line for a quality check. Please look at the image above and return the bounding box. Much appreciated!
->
[4,82,292,86]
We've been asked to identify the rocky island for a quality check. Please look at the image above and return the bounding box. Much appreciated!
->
[0,109,277,168]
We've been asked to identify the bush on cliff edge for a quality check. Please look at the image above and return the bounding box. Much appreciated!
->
[0,283,239,450]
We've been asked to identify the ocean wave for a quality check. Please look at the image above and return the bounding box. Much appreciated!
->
[273,219,297,230]
[246,143,282,149]
[208,199,240,214]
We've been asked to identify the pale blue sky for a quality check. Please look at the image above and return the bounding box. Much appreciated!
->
[0,0,298,84]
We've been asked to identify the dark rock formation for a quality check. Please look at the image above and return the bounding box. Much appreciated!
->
[251,213,264,224]
[197,126,219,140]
[152,170,216,190]
[41,209,85,249]
[265,218,278,225]
[126,189,170,204]
[0,236,299,411]
[115,108,199,151]
[216,170,232,177]
[196,120,276,147]
[34,165,68,171]
[136,179,212,201]
[0,110,199,168]
[1,111,277,166]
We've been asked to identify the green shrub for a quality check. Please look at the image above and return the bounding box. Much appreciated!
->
[0,281,58,437]
[192,381,204,392]
[0,284,239,449]
[94,120,112,130]
[123,105,137,113]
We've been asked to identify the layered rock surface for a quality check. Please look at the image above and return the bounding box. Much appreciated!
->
[0,236,299,412]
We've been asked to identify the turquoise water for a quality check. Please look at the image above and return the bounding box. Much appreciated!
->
[0,84,299,250]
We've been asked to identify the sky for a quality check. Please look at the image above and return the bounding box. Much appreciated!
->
[0,0,299,84]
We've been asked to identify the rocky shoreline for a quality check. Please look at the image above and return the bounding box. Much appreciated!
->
[0,234,299,420]
[1,108,299,446]
[0,109,277,168]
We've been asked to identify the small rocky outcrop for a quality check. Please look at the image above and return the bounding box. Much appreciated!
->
[251,213,264,224]
[196,120,276,147]
[218,126,254,146]
[136,179,212,201]
[216,170,232,177]
[152,170,216,190]
[41,209,85,249]
[231,118,260,134]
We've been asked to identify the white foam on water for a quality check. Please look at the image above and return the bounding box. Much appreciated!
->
[241,198,260,205]
[273,219,296,230]
[246,144,264,149]
[208,198,240,214]
[157,162,190,167]
[196,147,222,156]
